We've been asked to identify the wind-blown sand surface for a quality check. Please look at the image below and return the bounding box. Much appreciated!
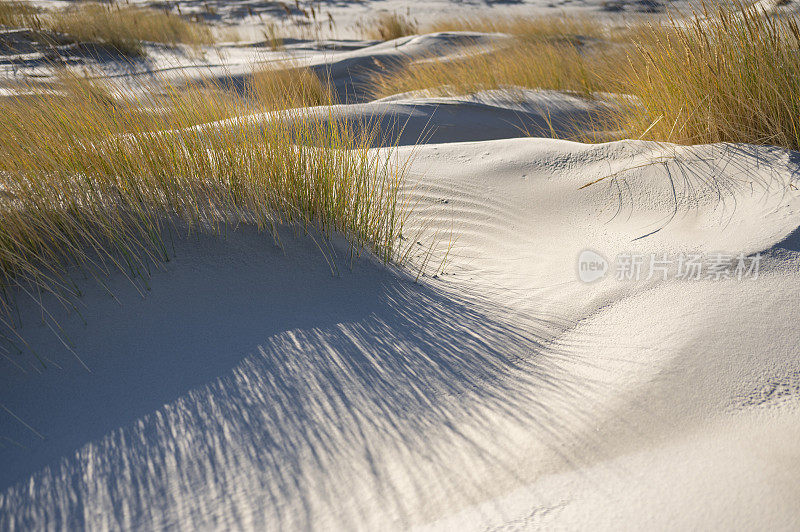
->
[2,2,800,530]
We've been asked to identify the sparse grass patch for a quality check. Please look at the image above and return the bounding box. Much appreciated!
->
[374,3,800,151]
[263,22,285,50]
[425,14,609,43]
[370,39,616,98]
[366,13,418,41]
[368,15,622,99]
[0,1,41,29]
[604,2,800,150]
[248,64,332,108]
[48,3,213,56]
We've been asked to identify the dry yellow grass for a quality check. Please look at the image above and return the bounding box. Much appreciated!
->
[369,15,622,99]
[370,38,615,98]
[248,65,332,109]
[0,68,408,360]
[425,14,610,43]
[49,3,213,55]
[0,2,213,56]
[0,1,41,29]
[604,2,800,149]
[366,13,418,40]
[374,3,800,151]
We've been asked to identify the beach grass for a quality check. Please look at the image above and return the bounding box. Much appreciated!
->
[368,15,616,98]
[424,14,610,43]
[604,3,800,149]
[51,2,213,55]
[369,38,608,98]
[0,68,407,358]
[0,2,212,56]
[366,13,418,40]
[0,1,42,30]
[372,2,800,151]
[248,65,333,109]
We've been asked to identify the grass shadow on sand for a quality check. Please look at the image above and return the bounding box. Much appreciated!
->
[0,225,604,529]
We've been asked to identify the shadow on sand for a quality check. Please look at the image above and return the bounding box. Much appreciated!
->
[0,225,602,529]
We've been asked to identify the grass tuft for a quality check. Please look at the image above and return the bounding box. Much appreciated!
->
[0,1,41,29]
[373,3,800,151]
[49,3,213,55]
[0,68,408,361]
[367,13,418,41]
[369,40,607,98]
[0,2,213,56]
[425,14,608,43]
[604,2,800,150]
[248,64,333,109]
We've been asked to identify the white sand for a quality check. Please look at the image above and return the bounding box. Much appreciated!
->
[2,4,800,530]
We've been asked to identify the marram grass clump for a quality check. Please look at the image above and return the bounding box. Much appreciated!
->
[424,14,609,43]
[605,2,800,150]
[50,3,213,55]
[367,13,418,41]
[0,1,41,29]
[248,65,333,109]
[0,68,408,363]
[0,2,212,56]
[372,2,800,151]
[368,16,618,99]
[369,39,607,98]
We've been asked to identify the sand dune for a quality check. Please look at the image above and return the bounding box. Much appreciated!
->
[2,105,800,527]
[2,2,800,528]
